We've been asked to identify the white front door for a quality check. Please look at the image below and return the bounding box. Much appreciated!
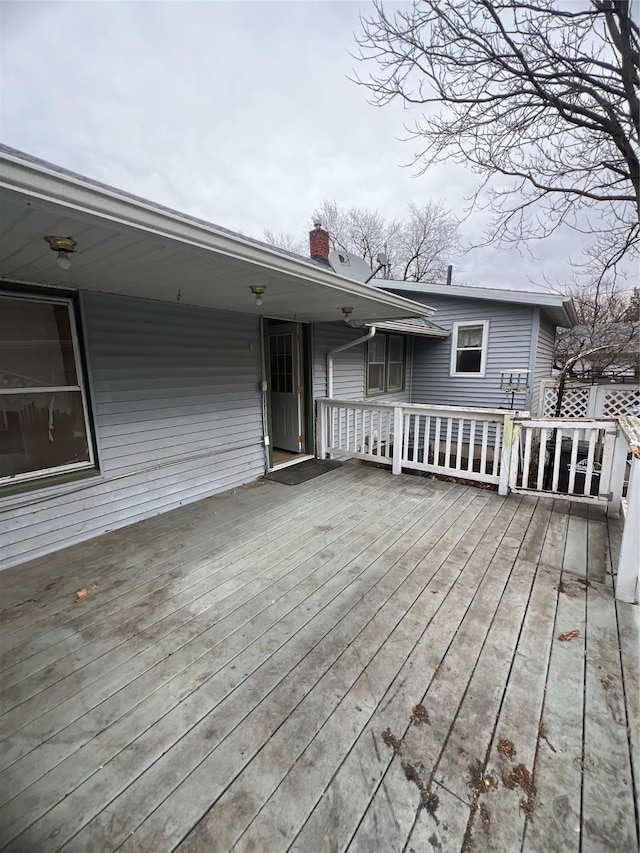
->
[267,323,303,453]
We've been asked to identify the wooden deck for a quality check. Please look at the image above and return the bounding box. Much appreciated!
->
[0,463,637,853]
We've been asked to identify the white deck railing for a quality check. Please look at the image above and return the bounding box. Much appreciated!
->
[317,399,523,495]
[317,399,640,603]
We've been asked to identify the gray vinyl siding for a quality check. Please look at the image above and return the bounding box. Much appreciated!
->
[409,295,535,410]
[0,293,264,570]
[532,314,557,415]
[312,322,412,403]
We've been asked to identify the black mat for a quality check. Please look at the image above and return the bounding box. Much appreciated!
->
[265,458,342,485]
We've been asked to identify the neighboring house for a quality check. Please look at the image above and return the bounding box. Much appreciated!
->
[372,280,577,416]
[0,147,577,571]
[0,147,439,570]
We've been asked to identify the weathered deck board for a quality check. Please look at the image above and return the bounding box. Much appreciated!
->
[581,581,638,851]
[521,574,586,853]
[0,464,636,853]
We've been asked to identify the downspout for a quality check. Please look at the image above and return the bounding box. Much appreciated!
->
[327,325,376,398]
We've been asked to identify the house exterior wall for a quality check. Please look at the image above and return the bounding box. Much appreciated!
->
[532,313,557,415]
[312,322,412,403]
[408,294,536,410]
[0,293,264,570]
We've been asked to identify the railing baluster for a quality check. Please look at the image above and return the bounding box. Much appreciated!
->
[403,413,411,462]
[551,428,563,492]
[480,421,489,474]
[434,417,442,466]
[423,415,430,465]
[568,428,580,494]
[492,422,501,477]
[584,429,598,495]
[522,426,532,489]
[467,420,476,471]
[445,418,453,468]
[537,427,548,490]
[455,418,464,472]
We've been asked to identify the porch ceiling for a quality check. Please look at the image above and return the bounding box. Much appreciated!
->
[0,149,433,324]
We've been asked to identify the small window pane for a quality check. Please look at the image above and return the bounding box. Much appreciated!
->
[387,336,403,362]
[387,362,403,390]
[0,298,79,388]
[367,364,385,393]
[456,350,482,373]
[458,325,483,349]
[368,338,386,364]
[0,391,90,478]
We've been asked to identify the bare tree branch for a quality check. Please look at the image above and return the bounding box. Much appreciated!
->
[354,0,640,281]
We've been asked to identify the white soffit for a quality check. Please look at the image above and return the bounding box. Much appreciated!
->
[0,149,435,324]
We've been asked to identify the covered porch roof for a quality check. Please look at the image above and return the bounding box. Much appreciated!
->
[0,146,435,325]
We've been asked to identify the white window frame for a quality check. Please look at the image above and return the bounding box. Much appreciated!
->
[0,290,96,486]
[366,334,406,397]
[450,320,489,378]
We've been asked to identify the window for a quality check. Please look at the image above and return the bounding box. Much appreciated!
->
[366,334,405,395]
[0,291,96,485]
[450,320,489,377]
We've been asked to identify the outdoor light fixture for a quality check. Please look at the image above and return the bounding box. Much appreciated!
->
[341,306,354,317]
[250,285,266,306]
[45,236,77,270]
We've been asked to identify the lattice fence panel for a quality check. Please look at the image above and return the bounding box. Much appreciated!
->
[602,388,640,417]
[543,387,589,418]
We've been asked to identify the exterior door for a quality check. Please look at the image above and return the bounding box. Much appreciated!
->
[267,323,303,453]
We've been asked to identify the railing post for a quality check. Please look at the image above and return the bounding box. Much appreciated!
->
[499,414,518,496]
[607,425,629,519]
[318,401,328,460]
[392,406,404,475]
[498,414,511,495]
[616,452,640,604]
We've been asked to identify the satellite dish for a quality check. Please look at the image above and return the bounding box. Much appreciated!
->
[376,252,389,266]
[328,250,374,283]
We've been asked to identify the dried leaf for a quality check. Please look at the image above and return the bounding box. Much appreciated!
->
[75,588,88,603]
[559,629,580,641]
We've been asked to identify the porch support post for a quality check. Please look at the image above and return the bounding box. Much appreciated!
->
[615,453,640,604]
[392,406,404,475]
[607,426,629,520]
[317,401,326,460]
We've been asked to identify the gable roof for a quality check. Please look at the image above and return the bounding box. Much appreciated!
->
[376,280,578,328]
[0,146,434,324]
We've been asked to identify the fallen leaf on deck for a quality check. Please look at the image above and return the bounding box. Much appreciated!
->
[75,588,88,603]
[559,630,580,641]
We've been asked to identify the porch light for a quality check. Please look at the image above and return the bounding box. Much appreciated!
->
[45,236,77,270]
[250,284,266,306]
[341,306,353,317]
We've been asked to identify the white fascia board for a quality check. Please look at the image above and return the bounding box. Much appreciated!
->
[377,280,577,327]
[0,151,434,320]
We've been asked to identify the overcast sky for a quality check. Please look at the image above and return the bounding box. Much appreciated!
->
[0,0,596,290]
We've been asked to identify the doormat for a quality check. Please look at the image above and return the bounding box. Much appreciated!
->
[265,458,342,486]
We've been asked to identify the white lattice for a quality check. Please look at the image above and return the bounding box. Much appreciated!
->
[543,387,589,418]
[603,388,640,417]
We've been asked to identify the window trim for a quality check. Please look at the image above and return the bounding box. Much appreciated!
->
[450,320,489,378]
[0,290,97,487]
[366,333,406,397]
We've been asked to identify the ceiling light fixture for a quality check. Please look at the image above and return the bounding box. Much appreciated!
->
[341,306,354,317]
[45,236,77,270]
[250,284,266,307]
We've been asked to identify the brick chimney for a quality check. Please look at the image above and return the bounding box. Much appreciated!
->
[309,220,330,265]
